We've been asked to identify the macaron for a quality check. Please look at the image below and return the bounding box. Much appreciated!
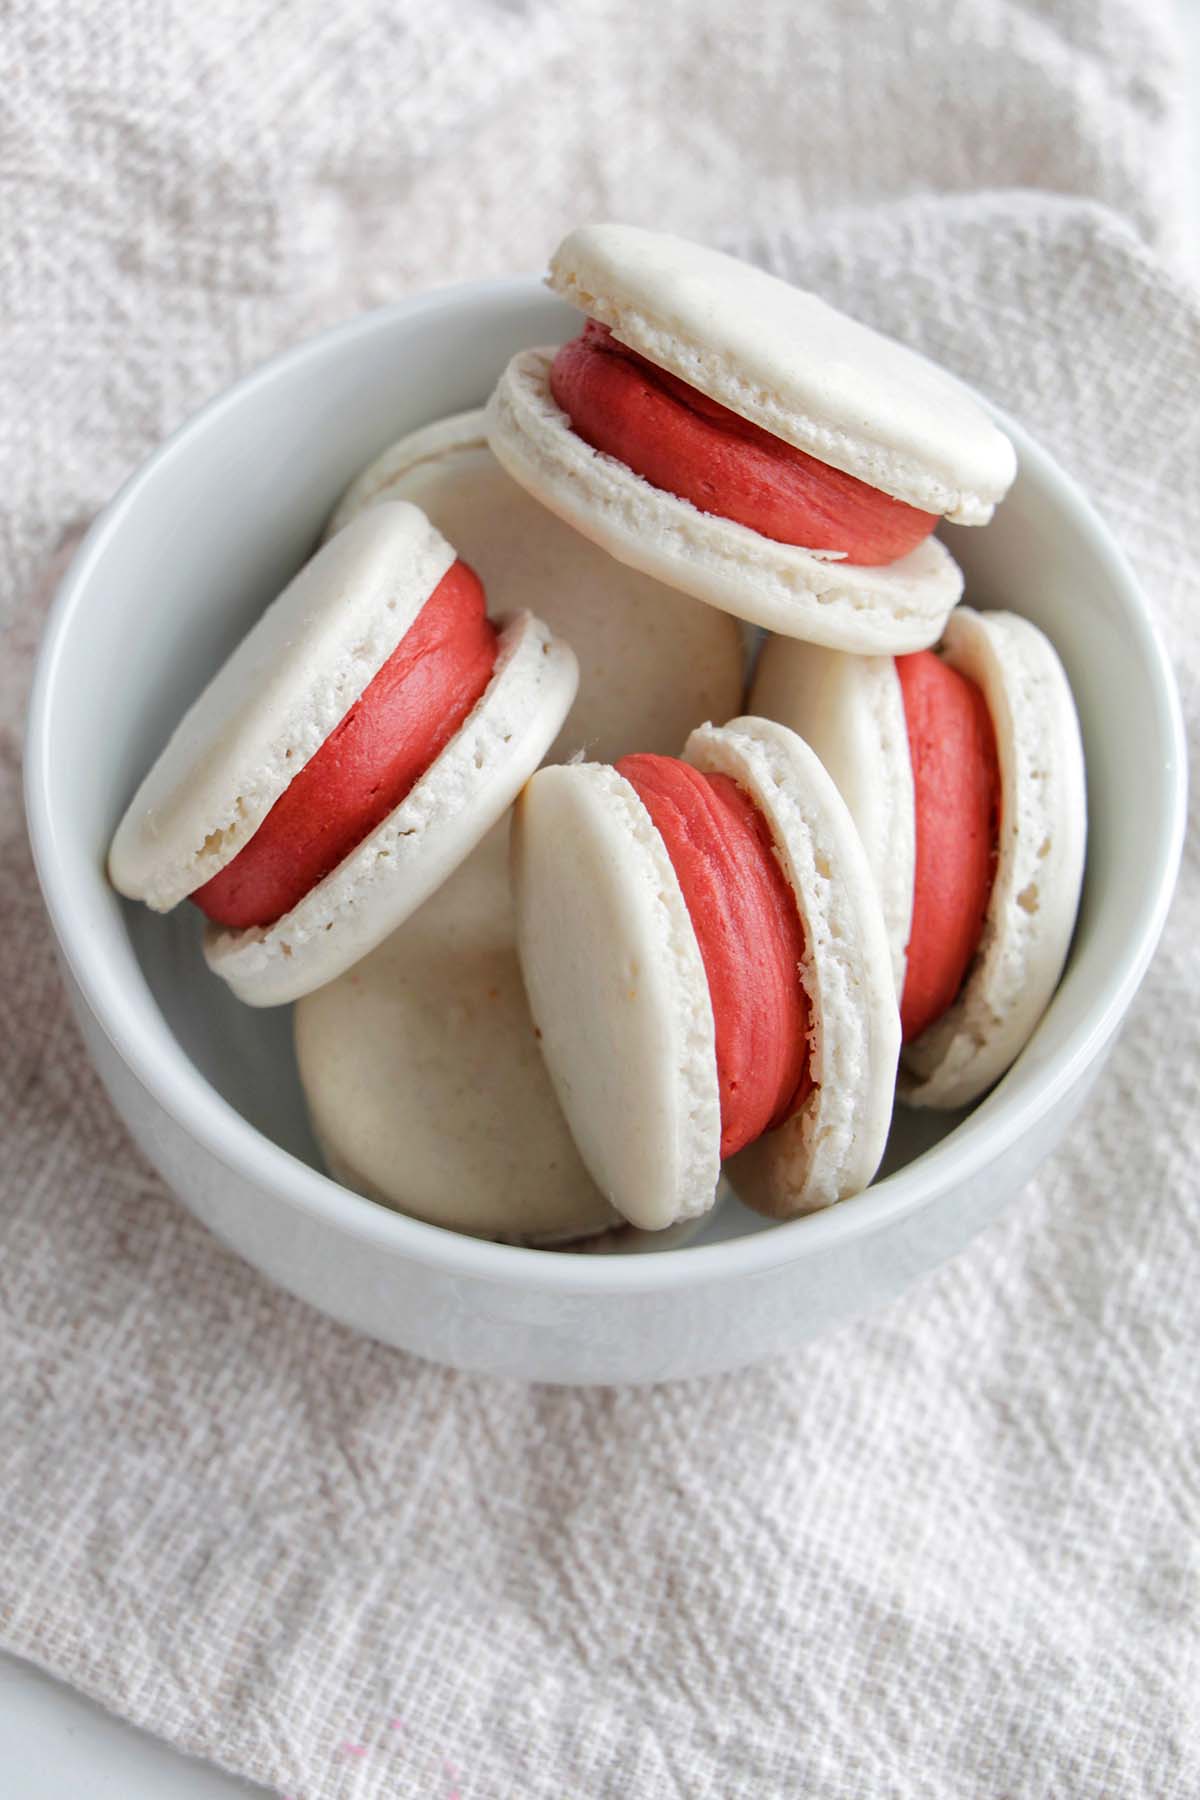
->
[512,716,900,1230]
[295,823,620,1244]
[751,608,1086,1108]
[108,501,578,1006]
[325,410,745,763]
[487,224,1016,654]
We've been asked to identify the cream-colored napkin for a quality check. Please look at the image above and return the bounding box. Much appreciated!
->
[3,3,1197,1796]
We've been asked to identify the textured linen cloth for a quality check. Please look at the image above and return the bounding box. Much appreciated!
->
[2,3,1198,1796]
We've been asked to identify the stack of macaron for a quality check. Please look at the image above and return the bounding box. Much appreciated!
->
[109,222,1086,1247]
[488,225,1016,651]
[750,613,1086,1111]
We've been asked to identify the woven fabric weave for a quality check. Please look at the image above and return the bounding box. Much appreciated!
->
[2,3,1197,1795]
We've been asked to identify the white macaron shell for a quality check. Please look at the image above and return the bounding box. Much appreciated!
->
[687,718,900,1216]
[900,608,1086,1109]
[294,823,619,1244]
[325,411,495,538]
[487,350,962,653]
[324,409,745,762]
[204,611,578,1006]
[512,762,722,1232]
[548,223,1016,523]
[108,502,454,911]
[750,638,915,994]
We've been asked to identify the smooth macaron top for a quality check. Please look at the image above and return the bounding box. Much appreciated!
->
[109,502,452,912]
[548,224,1016,524]
[294,822,619,1244]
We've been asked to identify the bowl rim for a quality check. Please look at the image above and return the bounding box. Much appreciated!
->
[24,275,1188,1296]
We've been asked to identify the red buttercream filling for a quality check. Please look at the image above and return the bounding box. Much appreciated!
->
[616,753,813,1158]
[550,320,937,565]
[896,651,1001,1042]
[192,560,498,931]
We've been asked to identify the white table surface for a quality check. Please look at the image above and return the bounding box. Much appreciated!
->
[6,8,1200,1793]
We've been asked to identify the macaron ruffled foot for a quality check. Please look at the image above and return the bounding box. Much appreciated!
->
[512,716,900,1229]
[108,501,579,1005]
[488,224,1017,654]
[752,608,1086,1107]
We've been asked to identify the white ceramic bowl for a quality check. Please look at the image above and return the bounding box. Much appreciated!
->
[25,278,1186,1385]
